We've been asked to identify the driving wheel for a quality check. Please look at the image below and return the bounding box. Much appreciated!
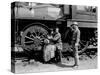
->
[21,25,48,51]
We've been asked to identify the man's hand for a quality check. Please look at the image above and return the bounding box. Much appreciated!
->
[75,43,79,47]
[48,35,53,39]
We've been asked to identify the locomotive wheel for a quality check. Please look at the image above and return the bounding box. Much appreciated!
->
[78,40,89,54]
[21,25,48,51]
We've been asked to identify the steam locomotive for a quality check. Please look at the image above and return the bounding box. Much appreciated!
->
[11,2,97,60]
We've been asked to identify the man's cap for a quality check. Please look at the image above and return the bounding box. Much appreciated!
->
[71,22,78,26]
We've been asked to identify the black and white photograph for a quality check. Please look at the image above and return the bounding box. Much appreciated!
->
[11,2,98,73]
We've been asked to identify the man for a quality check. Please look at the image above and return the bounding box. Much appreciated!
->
[70,22,80,67]
[52,27,62,63]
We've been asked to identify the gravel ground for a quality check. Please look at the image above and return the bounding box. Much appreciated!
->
[14,56,97,73]
[12,43,97,73]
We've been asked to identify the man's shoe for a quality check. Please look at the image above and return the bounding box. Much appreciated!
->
[73,65,78,69]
